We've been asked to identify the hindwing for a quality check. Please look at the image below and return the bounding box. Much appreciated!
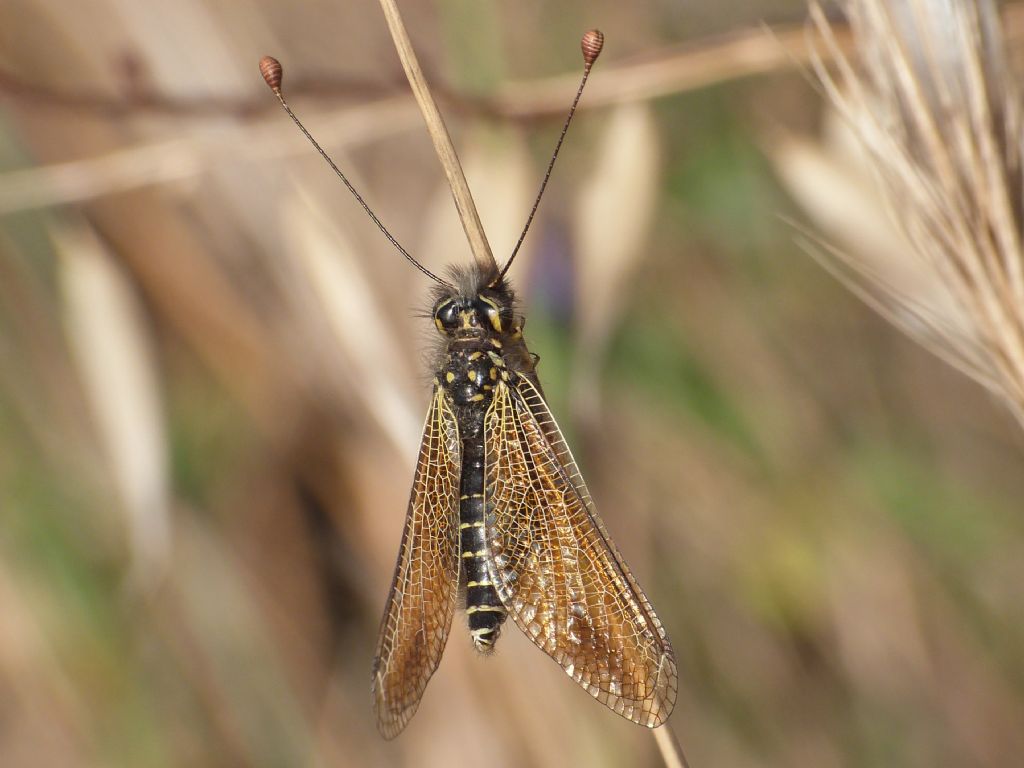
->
[483,374,677,727]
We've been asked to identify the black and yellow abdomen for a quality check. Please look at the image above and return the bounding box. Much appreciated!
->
[443,345,507,652]
[459,438,505,651]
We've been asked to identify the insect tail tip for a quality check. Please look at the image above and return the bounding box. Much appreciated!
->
[470,628,501,654]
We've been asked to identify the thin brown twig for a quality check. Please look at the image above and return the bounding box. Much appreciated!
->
[0,96,420,215]
[6,5,1024,123]
[0,19,856,123]
[375,0,496,272]
[0,66,398,119]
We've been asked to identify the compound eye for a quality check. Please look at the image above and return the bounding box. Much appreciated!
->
[478,296,503,333]
[434,300,459,332]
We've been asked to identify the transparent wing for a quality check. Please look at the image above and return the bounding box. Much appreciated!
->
[372,384,461,739]
[484,374,677,727]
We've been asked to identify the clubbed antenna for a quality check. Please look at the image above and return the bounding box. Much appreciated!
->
[498,29,604,280]
[258,55,452,287]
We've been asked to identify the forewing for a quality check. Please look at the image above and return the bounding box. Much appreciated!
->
[484,375,677,727]
[372,385,461,739]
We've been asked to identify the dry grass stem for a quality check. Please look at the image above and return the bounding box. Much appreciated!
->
[0,96,420,215]
[654,723,692,768]
[376,0,496,272]
[420,127,534,277]
[806,0,1024,426]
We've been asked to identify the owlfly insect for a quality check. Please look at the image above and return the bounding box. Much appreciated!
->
[259,27,677,738]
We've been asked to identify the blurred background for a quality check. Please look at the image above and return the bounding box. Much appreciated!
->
[3,0,1024,766]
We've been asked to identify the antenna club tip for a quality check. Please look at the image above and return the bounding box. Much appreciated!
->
[581,29,604,68]
[259,55,283,92]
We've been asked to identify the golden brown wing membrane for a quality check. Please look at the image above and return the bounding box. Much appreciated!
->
[483,375,677,728]
[372,385,461,739]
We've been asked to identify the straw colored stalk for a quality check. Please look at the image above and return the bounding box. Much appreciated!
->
[376,0,496,272]
[807,0,1024,426]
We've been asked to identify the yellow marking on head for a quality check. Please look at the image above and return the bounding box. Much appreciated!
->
[434,318,445,333]
[445,371,455,383]
[479,295,503,333]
